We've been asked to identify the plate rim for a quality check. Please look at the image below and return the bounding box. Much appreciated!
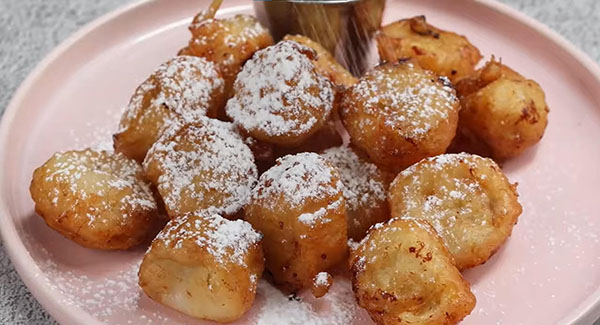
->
[0,0,599,324]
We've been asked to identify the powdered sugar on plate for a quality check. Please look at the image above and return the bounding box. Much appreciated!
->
[143,117,257,217]
[32,242,143,321]
[253,278,361,325]
[225,40,334,138]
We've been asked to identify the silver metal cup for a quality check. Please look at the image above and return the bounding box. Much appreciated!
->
[253,0,385,76]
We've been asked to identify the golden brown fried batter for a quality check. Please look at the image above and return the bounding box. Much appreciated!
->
[273,117,343,157]
[139,210,264,322]
[376,15,482,82]
[340,61,459,172]
[311,272,333,298]
[350,217,476,325]
[283,34,357,88]
[225,41,335,147]
[113,56,225,162]
[389,153,522,270]
[180,6,274,104]
[321,145,390,240]
[456,59,550,160]
[143,117,257,219]
[30,149,163,250]
[244,152,348,293]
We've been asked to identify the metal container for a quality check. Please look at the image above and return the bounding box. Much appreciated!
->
[253,0,385,75]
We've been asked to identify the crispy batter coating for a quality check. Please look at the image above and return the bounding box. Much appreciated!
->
[350,217,476,325]
[245,118,343,175]
[321,146,390,240]
[143,117,258,219]
[274,117,343,157]
[455,59,550,160]
[113,56,225,162]
[179,9,274,102]
[244,136,277,175]
[389,153,522,270]
[376,16,482,83]
[244,153,348,293]
[283,34,357,88]
[340,61,459,172]
[139,210,264,322]
[30,149,163,250]
[225,41,335,147]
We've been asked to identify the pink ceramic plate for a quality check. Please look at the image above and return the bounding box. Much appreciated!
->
[2,0,600,324]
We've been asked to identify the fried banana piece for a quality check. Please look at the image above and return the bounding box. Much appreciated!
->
[389,153,522,270]
[340,61,459,172]
[321,145,390,241]
[244,152,348,293]
[30,149,162,250]
[377,16,482,83]
[455,59,550,160]
[113,56,225,162]
[283,34,357,88]
[139,210,264,322]
[180,3,274,101]
[350,217,476,325]
[225,41,335,147]
[143,117,258,219]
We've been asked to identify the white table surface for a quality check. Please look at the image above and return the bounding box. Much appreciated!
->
[0,0,599,323]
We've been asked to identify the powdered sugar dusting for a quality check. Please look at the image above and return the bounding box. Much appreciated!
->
[69,107,121,151]
[298,198,343,227]
[225,40,334,137]
[41,150,156,223]
[143,117,257,216]
[321,146,386,211]
[36,248,142,320]
[252,152,343,210]
[398,152,479,179]
[118,56,224,133]
[355,217,439,266]
[392,153,506,254]
[153,210,262,266]
[346,63,457,139]
[189,14,271,69]
[314,272,331,287]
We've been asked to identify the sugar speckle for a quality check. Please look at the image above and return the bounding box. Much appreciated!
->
[251,152,343,213]
[153,210,262,266]
[144,117,257,216]
[40,149,156,225]
[344,62,457,139]
[321,146,387,212]
[225,40,334,138]
[118,56,224,134]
